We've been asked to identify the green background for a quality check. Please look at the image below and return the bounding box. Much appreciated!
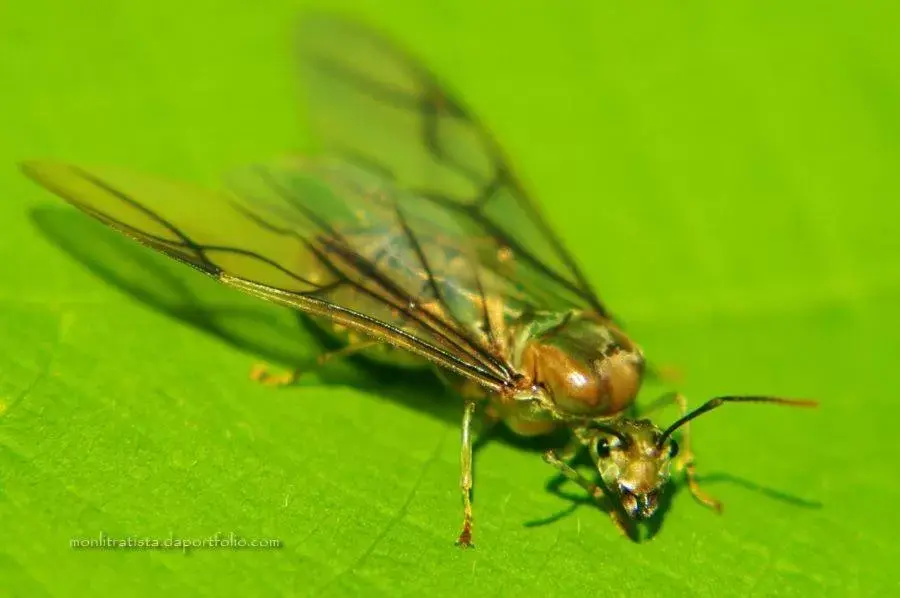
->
[1,0,897,595]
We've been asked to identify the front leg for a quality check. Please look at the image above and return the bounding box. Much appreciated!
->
[542,449,630,536]
[643,392,722,512]
[672,393,723,512]
[455,401,477,548]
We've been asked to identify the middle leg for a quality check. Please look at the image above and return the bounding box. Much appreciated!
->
[456,401,477,548]
[641,392,722,512]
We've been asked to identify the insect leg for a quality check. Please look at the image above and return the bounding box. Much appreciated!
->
[542,449,629,536]
[456,401,477,548]
[250,339,380,387]
[646,392,723,513]
[638,390,683,417]
[644,363,684,385]
[542,450,601,497]
[557,433,587,461]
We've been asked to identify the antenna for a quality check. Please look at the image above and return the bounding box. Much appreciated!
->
[657,396,818,447]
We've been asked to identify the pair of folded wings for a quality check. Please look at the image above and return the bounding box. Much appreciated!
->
[22,15,614,392]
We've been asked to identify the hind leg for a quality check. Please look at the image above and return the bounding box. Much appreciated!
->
[250,338,379,386]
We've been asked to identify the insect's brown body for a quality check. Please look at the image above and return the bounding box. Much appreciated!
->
[21,13,816,548]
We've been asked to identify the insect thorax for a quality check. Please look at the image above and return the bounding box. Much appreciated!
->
[501,311,645,434]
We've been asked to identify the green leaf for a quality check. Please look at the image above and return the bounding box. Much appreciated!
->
[1,0,896,595]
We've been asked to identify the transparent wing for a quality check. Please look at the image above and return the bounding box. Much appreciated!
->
[298,13,613,319]
[21,159,515,391]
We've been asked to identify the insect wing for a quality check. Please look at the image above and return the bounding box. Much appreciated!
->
[297,14,614,319]
[225,157,519,383]
[21,159,511,389]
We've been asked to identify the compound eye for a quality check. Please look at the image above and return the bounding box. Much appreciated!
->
[595,438,611,458]
[668,439,679,459]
